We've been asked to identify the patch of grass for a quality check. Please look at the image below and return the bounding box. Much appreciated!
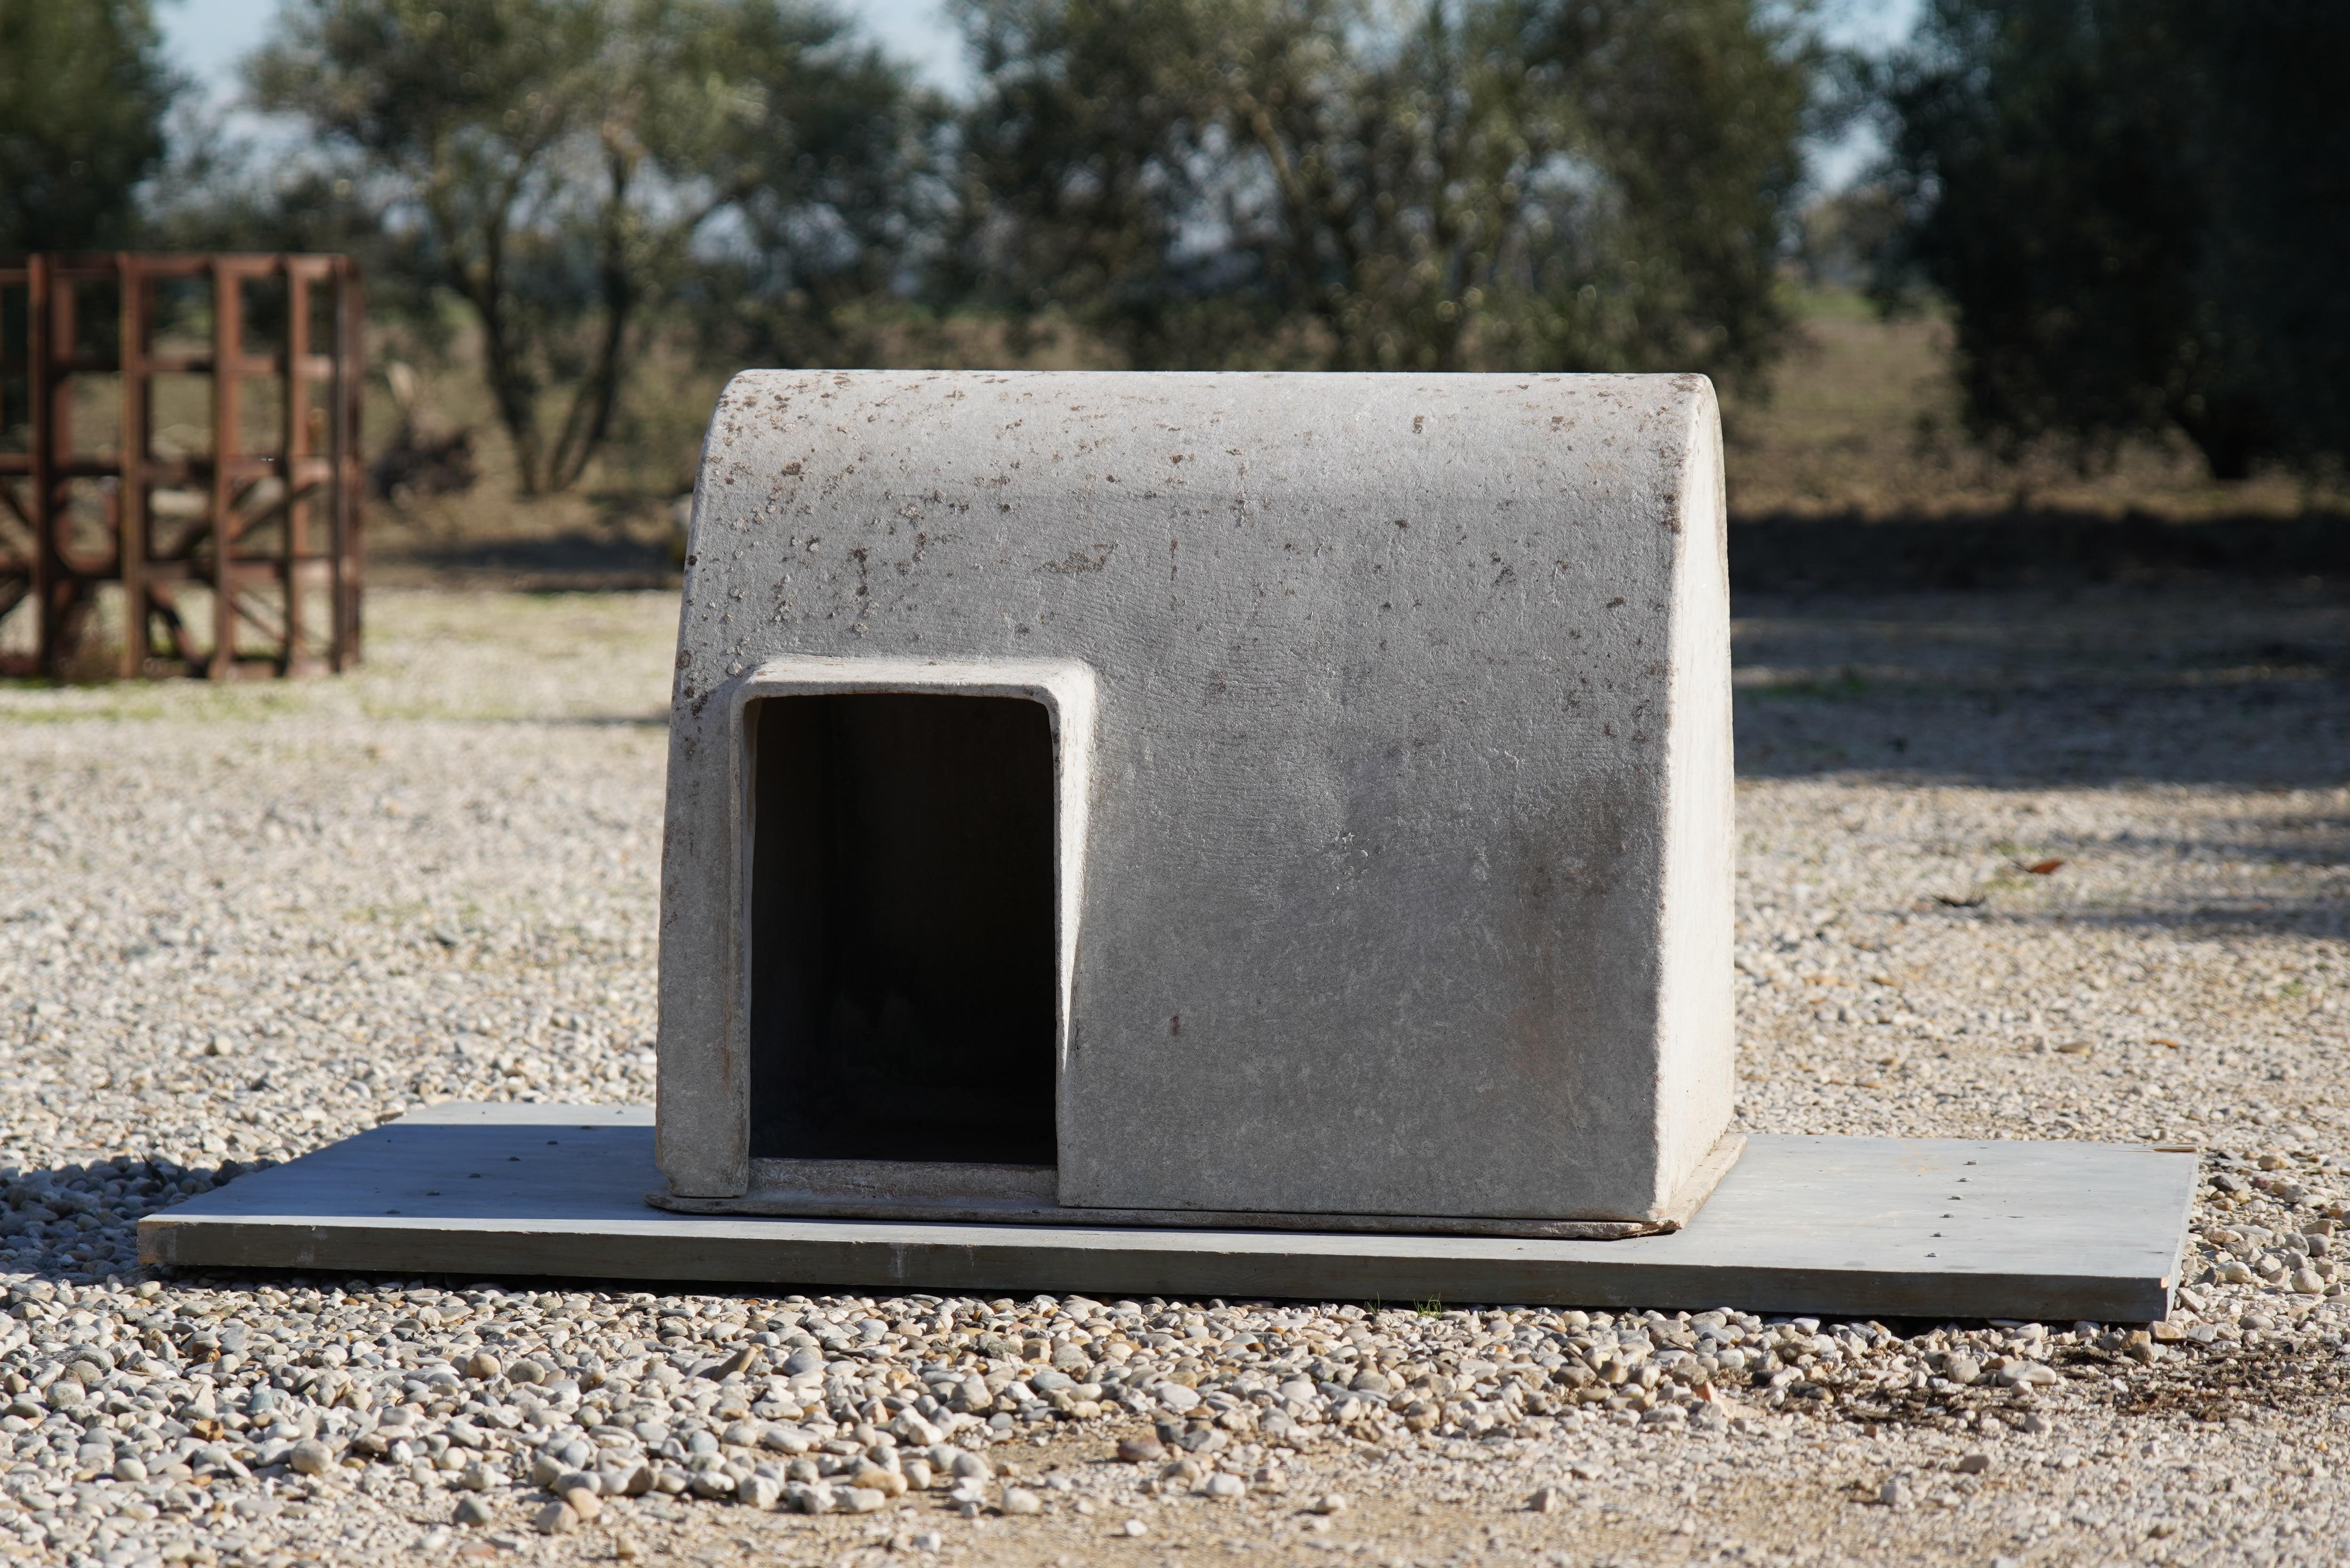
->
[1724,290,2337,521]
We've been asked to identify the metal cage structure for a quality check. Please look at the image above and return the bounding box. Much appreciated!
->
[0,254,364,679]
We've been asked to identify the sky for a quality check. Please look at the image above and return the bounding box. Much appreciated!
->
[159,0,1921,186]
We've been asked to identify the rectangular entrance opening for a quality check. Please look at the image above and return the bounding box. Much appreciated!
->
[745,692,1058,1166]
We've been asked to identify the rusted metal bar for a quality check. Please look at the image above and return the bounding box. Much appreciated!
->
[207,261,241,679]
[118,253,150,678]
[0,253,365,679]
[333,258,364,670]
[283,263,310,675]
[29,254,59,676]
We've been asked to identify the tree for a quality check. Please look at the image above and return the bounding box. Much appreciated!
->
[249,0,928,495]
[0,0,179,253]
[1876,0,2350,480]
[2177,5,2350,480]
[947,0,1812,384]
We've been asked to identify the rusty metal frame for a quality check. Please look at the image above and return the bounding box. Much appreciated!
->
[0,253,364,679]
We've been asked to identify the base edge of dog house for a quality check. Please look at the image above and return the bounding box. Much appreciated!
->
[643,1133,1746,1240]
[139,1106,2196,1323]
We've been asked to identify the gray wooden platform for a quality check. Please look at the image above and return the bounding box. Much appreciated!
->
[137,1104,2198,1322]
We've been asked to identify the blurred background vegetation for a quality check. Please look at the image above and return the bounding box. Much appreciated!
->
[3,0,2344,583]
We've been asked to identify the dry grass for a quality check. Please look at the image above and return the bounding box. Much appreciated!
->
[1722,292,2336,521]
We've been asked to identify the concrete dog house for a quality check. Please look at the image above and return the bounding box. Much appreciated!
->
[139,371,2200,1322]
[651,369,1739,1238]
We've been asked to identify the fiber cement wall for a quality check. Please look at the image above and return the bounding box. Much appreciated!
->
[659,371,1733,1223]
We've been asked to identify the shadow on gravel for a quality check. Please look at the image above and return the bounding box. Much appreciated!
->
[1731,509,2350,595]
[1727,510,2350,784]
[1733,681,2350,788]
[1936,904,2350,942]
[1,1156,267,1290]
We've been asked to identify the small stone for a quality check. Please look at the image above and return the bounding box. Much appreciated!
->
[465,1352,501,1381]
[458,1461,496,1491]
[452,1495,495,1528]
[1117,1435,1167,1465]
[509,1359,548,1386]
[1001,1485,1043,1515]
[2020,1413,2051,1435]
[853,1462,906,1497]
[532,1499,577,1535]
[2293,1268,2325,1294]
[712,1344,767,1379]
[1311,1493,1348,1515]
[288,1439,334,1477]
[113,1455,149,1483]
[558,1483,601,1522]
[1956,1452,1990,1475]
[1199,1472,1246,1500]
[1877,1478,1910,1508]
[1528,1486,1566,1514]
[614,1538,642,1561]
[738,1474,781,1509]
[1120,1519,1148,1538]
[840,1486,887,1513]
[1942,1354,1981,1385]
[604,1460,654,1497]
[952,1451,993,1480]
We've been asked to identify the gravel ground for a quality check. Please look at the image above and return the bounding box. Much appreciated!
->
[2,581,2350,1568]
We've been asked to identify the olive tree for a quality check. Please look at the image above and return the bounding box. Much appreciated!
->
[0,0,179,254]
[250,0,928,494]
[1876,0,2350,480]
[948,0,1811,383]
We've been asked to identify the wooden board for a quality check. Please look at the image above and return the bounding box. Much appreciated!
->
[139,1104,2197,1322]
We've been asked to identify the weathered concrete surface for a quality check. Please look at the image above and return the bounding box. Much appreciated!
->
[140,1105,2193,1323]
[661,372,1733,1223]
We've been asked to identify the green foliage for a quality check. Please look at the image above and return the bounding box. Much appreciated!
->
[2180,6,2350,481]
[247,0,929,494]
[1877,0,2350,481]
[946,0,1811,383]
[0,0,179,253]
